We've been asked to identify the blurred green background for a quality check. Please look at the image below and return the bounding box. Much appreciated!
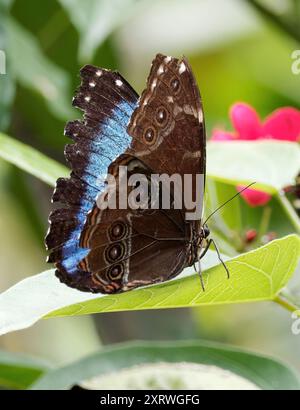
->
[0,0,300,371]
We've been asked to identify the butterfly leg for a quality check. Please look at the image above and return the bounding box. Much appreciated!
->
[200,238,230,279]
[194,259,205,292]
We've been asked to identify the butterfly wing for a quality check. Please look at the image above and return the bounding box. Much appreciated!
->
[76,202,188,293]
[45,65,139,289]
[127,53,206,178]
[121,54,207,289]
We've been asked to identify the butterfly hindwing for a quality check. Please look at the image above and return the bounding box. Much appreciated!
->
[77,201,188,293]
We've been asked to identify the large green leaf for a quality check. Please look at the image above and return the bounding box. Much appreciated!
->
[0,350,49,389]
[47,234,300,318]
[30,341,300,390]
[207,141,300,193]
[0,250,222,336]
[0,236,299,336]
[0,132,68,186]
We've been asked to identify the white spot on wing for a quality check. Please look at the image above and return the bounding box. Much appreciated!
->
[183,104,198,118]
[157,64,164,75]
[115,79,123,87]
[85,95,91,102]
[173,105,183,116]
[151,78,157,91]
[164,56,172,63]
[179,62,186,74]
[167,96,174,103]
[198,109,204,122]
[89,82,96,88]
[183,150,201,160]
[143,95,150,105]
[96,70,102,77]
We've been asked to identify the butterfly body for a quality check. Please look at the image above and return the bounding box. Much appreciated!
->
[46,54,208,293]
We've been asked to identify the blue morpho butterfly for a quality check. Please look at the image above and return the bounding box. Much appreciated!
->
[45,53,229,294]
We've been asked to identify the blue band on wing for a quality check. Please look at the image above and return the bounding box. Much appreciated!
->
[45,65,139,282]
[61,100,136,273]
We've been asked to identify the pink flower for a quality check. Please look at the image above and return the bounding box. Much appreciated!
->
[212,103,300,206]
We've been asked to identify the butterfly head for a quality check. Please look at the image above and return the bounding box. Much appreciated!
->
[189,222,210,265]
[202,224,210,239]
[197,223,210,253]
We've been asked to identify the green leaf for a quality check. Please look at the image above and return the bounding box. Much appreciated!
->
[207,141,300,193]
[0,250,223,335]
[59,0,142,61]
[0,132,68,186]
[30,341,300,390]
[7,18,75,120]
[0,350,49,389]
[0,236,299,336]
[47,234,300,318]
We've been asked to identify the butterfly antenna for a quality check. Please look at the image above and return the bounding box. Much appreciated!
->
[203,182,256,225]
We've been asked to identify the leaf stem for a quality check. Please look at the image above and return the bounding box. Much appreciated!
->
[258,205,272,240]
[277,192,300,234]
[275,290,299,315]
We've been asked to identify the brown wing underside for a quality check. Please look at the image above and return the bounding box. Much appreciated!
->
[127,53,206,178]
[50,54,205,294]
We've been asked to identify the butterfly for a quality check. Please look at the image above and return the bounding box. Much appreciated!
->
[45,53,228,294]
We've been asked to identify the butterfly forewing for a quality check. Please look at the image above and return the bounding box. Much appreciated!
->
[127,54,206,177]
